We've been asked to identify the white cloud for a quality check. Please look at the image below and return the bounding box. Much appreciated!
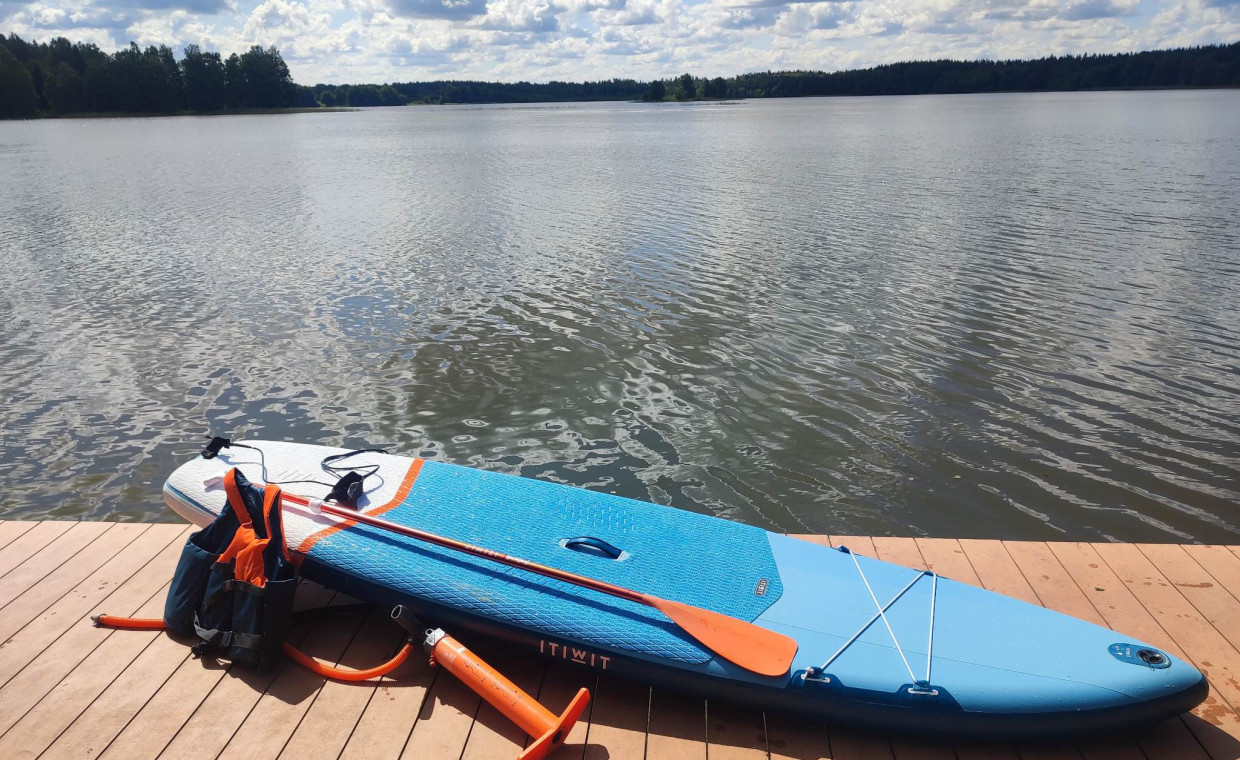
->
[474,0,560,32]
[596,0,662,25]
[127,8,216,45]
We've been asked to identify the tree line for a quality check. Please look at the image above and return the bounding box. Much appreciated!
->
[1,35,1237,119]
[305,78,648,107]
[714,43,1240,99]
[0,34,298,118]
[302,42,1240,107]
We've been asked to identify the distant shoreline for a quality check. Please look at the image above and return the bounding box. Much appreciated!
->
[2,37,1236,120]
[304,43,1239,108]
[5,87,1236,122]
[36,106,356,120]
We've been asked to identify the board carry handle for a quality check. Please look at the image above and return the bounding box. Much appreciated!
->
[562,536,624,560]
[393,606,589,760]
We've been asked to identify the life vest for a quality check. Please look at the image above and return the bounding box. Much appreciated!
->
[162,467,297,669]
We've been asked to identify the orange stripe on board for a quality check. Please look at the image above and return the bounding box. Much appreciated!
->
[294,458,425,556]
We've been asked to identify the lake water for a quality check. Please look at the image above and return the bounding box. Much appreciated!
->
[1,91,1238,542]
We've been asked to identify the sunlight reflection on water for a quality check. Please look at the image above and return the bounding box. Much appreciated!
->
[1,92,1238,542]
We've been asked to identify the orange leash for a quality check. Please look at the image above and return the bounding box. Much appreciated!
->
[92,615,412,681]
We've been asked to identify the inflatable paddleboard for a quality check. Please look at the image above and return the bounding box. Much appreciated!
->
[163,440,1207,738]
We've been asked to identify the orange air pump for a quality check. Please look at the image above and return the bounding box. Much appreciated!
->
[393,606,590,760]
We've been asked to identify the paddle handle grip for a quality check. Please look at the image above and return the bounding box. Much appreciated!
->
[428,631,590,760]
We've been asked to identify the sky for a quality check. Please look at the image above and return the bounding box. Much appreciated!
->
[1,0,1237,84]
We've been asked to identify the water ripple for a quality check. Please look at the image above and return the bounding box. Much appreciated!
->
[1,93,1238,542]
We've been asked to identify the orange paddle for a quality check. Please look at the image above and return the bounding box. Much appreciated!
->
[282,493,798,677]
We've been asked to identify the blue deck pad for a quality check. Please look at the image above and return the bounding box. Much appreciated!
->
[309,460,784,665]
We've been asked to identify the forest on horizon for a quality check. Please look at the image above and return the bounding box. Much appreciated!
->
[1,33,1237,119]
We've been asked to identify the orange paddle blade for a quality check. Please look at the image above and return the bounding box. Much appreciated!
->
[648,597,798,677]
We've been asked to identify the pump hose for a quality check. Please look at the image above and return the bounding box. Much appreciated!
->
[92,615,414,682]
[283,640,415,681]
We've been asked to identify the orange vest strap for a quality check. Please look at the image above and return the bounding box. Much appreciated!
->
[223,469,254,530]
[219,468,270,587]
[261,484,291,563]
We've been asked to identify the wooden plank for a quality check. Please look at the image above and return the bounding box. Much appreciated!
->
[790,534,833,548]
[36,592,201,760]
[580,674,648,760]
[152,584,339,760]
[459,643,549,760]
[764,713,830,760]
[646,690,705,760]
[79,587,351,760]
[826,729,894,760]
[1003,542,1105,626]
[336,642,437,760]
[0,522,112,607]
[951,740,1018,760]
[0,523,150,647]
[1109,718,1211,760]
[529,661,596,760]
[213,597,373,760]
[0,521,37,551]
[913,538,982,587]
[706,701,767,760]
[0,520,74,580]
[1182,545,1240,604]
[870,537,931,572]
[955,539,1040,606]
[0,523,186,688]
[1051,541,1240,759]
[397,643,492,760]
[98,583,337,760]
[96,654,233,760]
[830,536,878,558]
[0,575,172,760]
[0,528,189,740]
[277,613,411,760]
[1013,747,1085,760]
[890,737,956,760]
[1139,543,1240,657]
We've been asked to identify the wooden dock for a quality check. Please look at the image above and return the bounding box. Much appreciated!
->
[1,520,1238,760]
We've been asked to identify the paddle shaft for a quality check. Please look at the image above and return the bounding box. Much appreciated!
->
[283,494,649,607]
[278,488,799,677]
